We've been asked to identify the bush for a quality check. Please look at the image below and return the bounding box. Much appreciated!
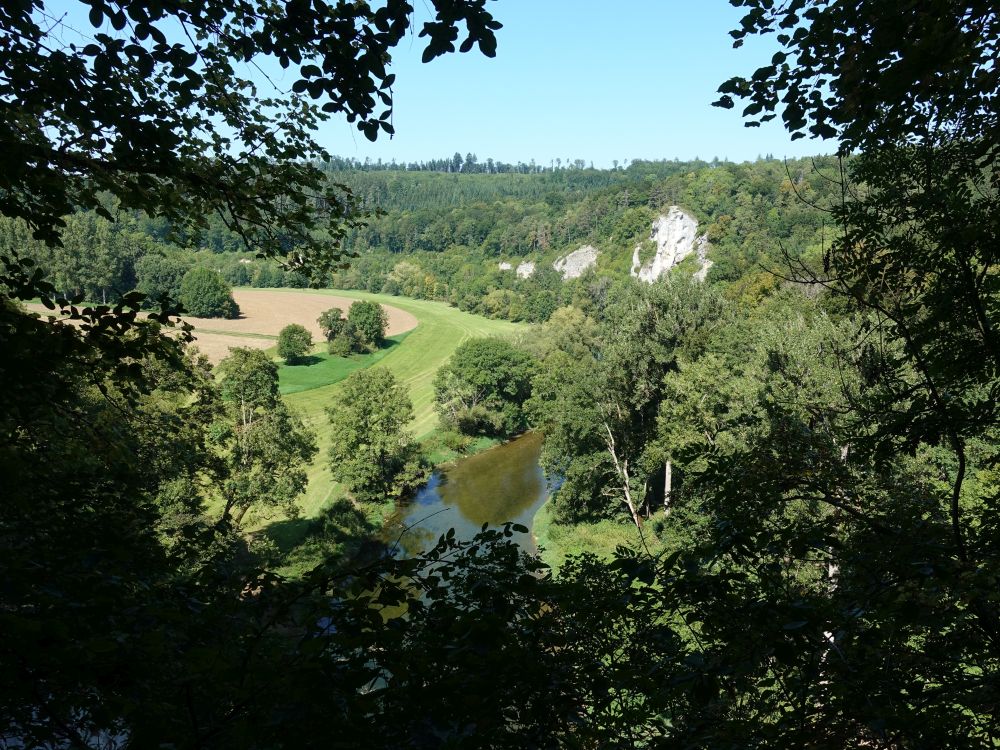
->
[179,267,239,318]
[277,324,313,363]
[440,428,473,454]
[328,334,354,357]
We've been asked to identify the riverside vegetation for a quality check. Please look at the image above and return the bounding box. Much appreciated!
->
[3,1,1000,748]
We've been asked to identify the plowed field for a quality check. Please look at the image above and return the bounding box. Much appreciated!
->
[25,288,418,364]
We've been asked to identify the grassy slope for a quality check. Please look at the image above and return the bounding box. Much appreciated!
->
[271,289,526,519]
[532,502,661,574]
[277,332,410,395]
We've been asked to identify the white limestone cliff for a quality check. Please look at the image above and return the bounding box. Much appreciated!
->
[553,245,598,280]
[630,206,712,283]
[693,235,714,282]
[499,260,536,278]
[516,261,535,279]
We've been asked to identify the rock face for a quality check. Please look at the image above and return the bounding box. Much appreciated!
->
[516,261,535,279]
[630,206,712,283]
[693,236,714,282]
[553,245,598,280]
[499,260,536,278]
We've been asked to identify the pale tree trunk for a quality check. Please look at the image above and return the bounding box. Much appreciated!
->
[603,422,642,529]
[233,503,250,527]
[820,444,851,682]
[664,460,672,516]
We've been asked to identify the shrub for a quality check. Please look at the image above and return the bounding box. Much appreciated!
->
[328,334,355,357]
[179,267,239,318]
[277,324,313,363]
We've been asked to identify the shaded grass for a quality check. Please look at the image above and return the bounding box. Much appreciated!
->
[258,496,394,578]
[533,501,666,574]
[277,332,409,395]
[420,432,501,466]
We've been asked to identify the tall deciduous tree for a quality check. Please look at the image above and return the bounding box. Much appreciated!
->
[216,347,316,525]
[529,278,725,528]
[277,323,313,364]
[318,306,357,356]
[179,267,239,318]
[674,2,1000,743]
[134,253,192,306]
[327,368,425,503]
[346,299,389,351]
[434,337,536,437]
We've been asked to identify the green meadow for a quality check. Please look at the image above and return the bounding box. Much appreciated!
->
[277,332,410,395]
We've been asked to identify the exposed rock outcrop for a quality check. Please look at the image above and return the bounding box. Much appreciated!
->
[499,260,536,278]
[553,245,598,280]
[630,206,712,283]
[516,261,535,279]
[693,236,714,282]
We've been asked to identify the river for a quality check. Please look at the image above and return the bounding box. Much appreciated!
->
[383,431,552,558]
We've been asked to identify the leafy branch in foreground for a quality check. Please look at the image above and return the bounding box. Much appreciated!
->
[1,0,502,281]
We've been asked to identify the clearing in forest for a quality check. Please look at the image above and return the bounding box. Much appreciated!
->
[187,288,418,341]
[25,288,419,364]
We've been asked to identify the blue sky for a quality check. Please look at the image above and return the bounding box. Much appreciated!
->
[322,1,831,166]
[42,0,831,166]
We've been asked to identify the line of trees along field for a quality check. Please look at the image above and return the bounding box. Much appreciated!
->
[3,0,1000,748]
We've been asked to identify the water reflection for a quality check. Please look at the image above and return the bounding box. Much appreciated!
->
[386,432,551,558]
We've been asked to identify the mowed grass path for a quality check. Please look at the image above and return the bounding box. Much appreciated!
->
[262,289,527,519]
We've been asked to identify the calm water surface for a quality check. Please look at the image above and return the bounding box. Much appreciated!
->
[385,432,552,558]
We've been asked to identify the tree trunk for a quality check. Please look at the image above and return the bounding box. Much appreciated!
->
[603,422,642,529]
[622,487,642,529]
[233,503,250,527]
[664,460,672,516]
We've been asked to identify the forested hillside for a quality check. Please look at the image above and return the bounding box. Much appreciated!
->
[3,154,842,323]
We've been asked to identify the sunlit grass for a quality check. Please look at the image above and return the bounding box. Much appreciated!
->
[277,332,410,395]
[533,502,666,574]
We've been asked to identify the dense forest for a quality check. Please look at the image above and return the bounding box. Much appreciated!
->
[3,1,1000,748]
